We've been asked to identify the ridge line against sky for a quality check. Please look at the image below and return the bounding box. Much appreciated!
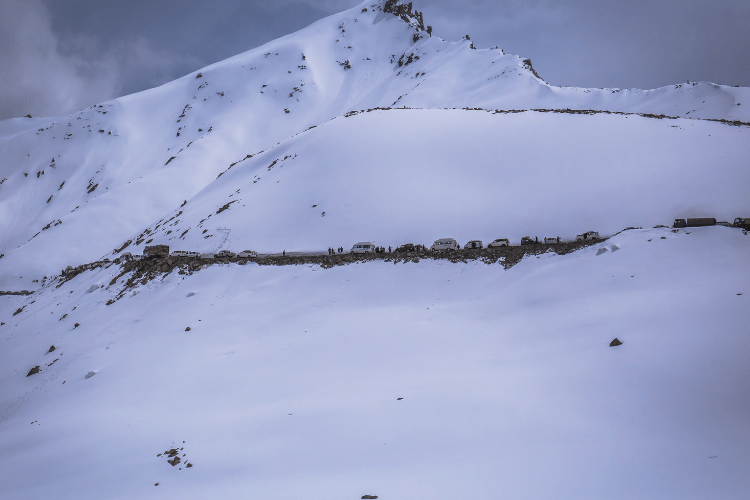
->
[0,0,748,121]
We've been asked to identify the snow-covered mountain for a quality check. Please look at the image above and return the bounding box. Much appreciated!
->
[1,2,749,498]
[0,0,748,284]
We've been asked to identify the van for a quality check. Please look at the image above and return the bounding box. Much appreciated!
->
[431,238,459,251]
[544,237,560,244]
[464,240,483,249]
[351,242,376,254]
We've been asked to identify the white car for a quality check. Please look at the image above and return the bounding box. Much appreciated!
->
[487,238,510,248]
[544,237,560,244]
[431,238,459,251]
[171,250,190,257]
[464,240,483,249]
[576,231,600,241]
[351,242,376,254]
[216,250,236,258]
[238,250,258,258]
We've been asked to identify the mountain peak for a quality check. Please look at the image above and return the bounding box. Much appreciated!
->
[381,0,430,34]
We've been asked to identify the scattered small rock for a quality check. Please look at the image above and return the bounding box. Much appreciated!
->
[84,371,97,379]
[74,323,80,329]
[26,366,41,377]
[596,247,608,255]
[185,327,191,331]
[610,338,623,347]
[161,445,193,469]
[187,292,196,297]
[611,245,620,252]
[47,345,56,354]
[362,496,378,499]
[155,483,159,486]
[397,397,403,400]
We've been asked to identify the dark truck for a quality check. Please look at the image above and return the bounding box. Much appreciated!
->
[144,245,169,258]
[395,243,417,253]
[673,218,716,228]
[733,218,750,230]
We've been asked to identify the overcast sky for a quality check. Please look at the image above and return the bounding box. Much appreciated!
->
[1,0,748,121]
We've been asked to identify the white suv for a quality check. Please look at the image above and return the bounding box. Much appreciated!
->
[238,250,258,258]
[487,238,510,248]
[350,242,376,254]
[576,231,600,241]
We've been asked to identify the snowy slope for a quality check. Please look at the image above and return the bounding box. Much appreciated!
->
[2,2,749,497]
[117,108,750,257]
[1,0,748,286]
[1,105,748,283]
[1,227,748,499]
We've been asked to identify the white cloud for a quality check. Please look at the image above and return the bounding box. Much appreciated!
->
[0,0,196,120]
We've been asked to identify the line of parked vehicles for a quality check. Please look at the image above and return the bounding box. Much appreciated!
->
[61,217,747,276]
[350,232,601,254]
[126,245,259,261]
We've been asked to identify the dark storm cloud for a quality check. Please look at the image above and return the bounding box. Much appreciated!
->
[1,0,748,121]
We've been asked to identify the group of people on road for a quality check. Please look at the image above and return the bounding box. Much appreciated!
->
[327,246,390,255]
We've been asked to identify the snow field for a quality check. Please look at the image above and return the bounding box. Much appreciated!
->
[0,1,749,497]
[1,227,748,499]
